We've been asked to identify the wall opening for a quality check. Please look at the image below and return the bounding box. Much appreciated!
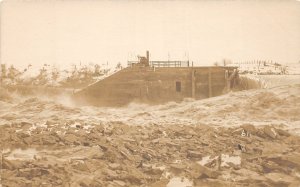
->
[176,81,181,92]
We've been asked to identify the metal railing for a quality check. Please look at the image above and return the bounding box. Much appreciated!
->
[127,60,190,68]
[150,61,189,67]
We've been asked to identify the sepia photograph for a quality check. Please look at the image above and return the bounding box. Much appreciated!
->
[0,0,300,186]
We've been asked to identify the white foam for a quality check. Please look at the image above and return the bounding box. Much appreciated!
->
[6,148,38,160]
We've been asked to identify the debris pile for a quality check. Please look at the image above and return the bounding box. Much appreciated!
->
[1,122,300,186]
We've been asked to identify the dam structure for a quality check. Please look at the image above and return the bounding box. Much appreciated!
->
[73,51,238,106]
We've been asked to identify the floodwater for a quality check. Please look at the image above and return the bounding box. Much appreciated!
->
[1,75,300,186]
[1,82,300,134]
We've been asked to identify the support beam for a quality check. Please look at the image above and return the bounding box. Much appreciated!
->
[191,69,195,98]
[225,70,230,92]
[146,51,149,64]
[208,68,212,97]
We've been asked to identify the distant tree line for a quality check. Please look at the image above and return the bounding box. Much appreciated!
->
[0,62,123,88]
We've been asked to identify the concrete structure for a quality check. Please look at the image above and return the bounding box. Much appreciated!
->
[73,51,238,106]
[73,64,238,107]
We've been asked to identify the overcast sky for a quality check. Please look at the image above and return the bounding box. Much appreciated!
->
[1,0,300,69]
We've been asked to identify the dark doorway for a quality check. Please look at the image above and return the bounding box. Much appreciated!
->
[176,81,181,92]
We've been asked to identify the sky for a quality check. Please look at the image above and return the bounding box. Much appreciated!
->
[1,0,300,69]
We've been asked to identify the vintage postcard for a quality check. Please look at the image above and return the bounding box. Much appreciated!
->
[0,0,300,186]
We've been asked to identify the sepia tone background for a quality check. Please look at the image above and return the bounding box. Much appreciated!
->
[0,0,300,69]
[1,1,300,187]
